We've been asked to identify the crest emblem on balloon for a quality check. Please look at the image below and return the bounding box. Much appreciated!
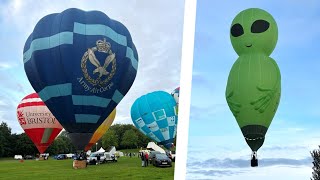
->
[80,38,116,88]
[17,111,26,125]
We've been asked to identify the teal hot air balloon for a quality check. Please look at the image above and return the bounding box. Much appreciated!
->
[131,91,178,149]
[23,8,138,151]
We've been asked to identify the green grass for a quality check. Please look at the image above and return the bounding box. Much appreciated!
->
[0,156,174,180]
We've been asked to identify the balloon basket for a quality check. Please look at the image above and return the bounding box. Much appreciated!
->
[251,151,258,167]
[251,158,258,167]
[73,160,87,169]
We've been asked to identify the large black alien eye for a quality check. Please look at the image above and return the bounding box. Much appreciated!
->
[231,23,244,37]
[251,20,270,33]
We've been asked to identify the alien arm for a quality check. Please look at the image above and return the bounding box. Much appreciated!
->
[250,58,281,113]
[226,62,242,116]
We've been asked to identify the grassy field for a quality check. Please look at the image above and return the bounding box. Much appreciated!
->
[0,155,174,180]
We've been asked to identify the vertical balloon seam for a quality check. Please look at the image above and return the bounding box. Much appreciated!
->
[54,12,68,129]
[136,96,145,138]
[143,94,155,142]
[152,94,167,142]
[156,91,168,142]
[153,92,164,142]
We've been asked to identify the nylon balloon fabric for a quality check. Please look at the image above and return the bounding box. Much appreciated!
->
[131,91,178,149]
[84,108,116,151]
[23,8,138,150]
[226,8,281,152]
[17,93,63,154]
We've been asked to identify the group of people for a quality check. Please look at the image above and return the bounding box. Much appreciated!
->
[140,152,149,167]
[75,152,87,161]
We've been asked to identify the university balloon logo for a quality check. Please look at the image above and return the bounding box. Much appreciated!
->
[17,111,26,125]
[23,8,139,150]
[17,93,63,154]
[226,8,281,167]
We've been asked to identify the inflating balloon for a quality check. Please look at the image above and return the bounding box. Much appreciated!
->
[226,8,281,167]
[170,87,180,114]
[23,8,138,150]
[84,108,116,151]
[131,91,178,149]
[17,93,63,154]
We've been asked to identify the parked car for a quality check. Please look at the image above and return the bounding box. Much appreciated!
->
[148,151,162,165]
[87,152,106,165]
[56,154,67,160]
[14,155,23,160]
[104,146,118,162]
[153,154,172,167]
[24,155,34,160]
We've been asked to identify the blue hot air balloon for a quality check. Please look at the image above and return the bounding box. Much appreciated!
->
[131,91,178,149]
[23,8,138,150]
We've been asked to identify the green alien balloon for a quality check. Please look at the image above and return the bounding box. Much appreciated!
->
[226,8,281,166]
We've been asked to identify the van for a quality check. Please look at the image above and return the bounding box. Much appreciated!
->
[87,152,106,165]
[14,155,23,160]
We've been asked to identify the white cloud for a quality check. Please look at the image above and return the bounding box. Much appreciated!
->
[187,136,316,180]
[0,62,17,69]
[187,166,312,180]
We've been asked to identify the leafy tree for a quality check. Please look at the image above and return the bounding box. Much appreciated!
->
[132,127,151,148]
[101,129,118,149]
[120,129,138,149]
[311,146,320,180]
[0,122,169,157]
[47,133,75,154]
[0,122,13,157]
[14,133,37,156]
[109,123,152,149]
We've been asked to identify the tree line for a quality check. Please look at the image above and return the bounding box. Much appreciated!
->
[0,122,162,158]
[311,146,320,180]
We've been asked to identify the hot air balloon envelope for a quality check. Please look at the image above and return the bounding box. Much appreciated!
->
[23,8,138,150]
[171,87,180,105]
[131,91,178,149]
[85,108,116,151]
[17,93,63,154]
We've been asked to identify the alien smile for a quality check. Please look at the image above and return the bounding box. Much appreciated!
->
[246,44,252,47]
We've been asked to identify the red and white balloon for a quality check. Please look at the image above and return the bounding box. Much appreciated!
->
[17,93,63,154]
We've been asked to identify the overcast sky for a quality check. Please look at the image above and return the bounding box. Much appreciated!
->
[187,0,320,179]
[0,0,185,134]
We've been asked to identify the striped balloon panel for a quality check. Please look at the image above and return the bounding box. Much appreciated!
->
[17,93,63,153]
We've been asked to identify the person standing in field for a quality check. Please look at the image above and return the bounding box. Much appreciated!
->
[141,152,145,167]
[97,154,100,165]
[144,152,149,167]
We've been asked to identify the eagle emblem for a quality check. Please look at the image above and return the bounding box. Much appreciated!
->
[81,38,116,87]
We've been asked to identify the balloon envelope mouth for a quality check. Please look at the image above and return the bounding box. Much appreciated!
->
[241,125,267,151]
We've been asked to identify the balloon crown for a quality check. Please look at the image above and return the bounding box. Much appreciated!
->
[96,38,111,53]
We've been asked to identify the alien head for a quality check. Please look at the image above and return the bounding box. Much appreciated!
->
[230,8,278,56]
